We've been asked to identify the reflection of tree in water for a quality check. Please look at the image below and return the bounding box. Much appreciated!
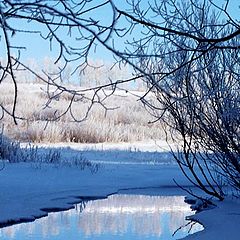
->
[77,195,192,237]
[0,195,202,239]
[0,200,87,239]
[169,210,192,233]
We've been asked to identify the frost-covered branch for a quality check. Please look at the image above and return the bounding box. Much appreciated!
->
[0,0,239,198]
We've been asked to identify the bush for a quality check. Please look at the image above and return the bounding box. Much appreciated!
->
[0,132,21,163]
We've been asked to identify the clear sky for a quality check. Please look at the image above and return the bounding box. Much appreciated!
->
[1,0,239,75]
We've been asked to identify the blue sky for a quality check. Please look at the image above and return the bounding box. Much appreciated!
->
[1,0,239,67]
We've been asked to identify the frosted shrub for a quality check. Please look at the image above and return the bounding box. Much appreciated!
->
[1,83,164,143]
[0,132,99,172]
[0,133,21,163]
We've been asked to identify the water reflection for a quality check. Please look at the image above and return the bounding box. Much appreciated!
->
[0,195,203,240]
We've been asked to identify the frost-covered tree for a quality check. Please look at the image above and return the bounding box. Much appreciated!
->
[0,0,239,199]
[117,0,240,200]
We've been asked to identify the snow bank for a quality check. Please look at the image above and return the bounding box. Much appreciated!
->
[0,142,239,240]
[0,160,186,228]
[184,197,240,240]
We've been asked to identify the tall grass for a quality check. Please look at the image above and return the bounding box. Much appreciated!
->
[0,130,100,171]
[0,82,164,143]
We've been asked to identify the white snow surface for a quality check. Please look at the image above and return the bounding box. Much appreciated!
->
[0,141,239,240]
[184,197,240,240]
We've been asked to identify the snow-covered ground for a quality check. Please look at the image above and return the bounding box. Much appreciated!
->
[0,141,239,239]
[184,197,240,240]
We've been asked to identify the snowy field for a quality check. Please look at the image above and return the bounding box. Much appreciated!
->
[0,141,239,239]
